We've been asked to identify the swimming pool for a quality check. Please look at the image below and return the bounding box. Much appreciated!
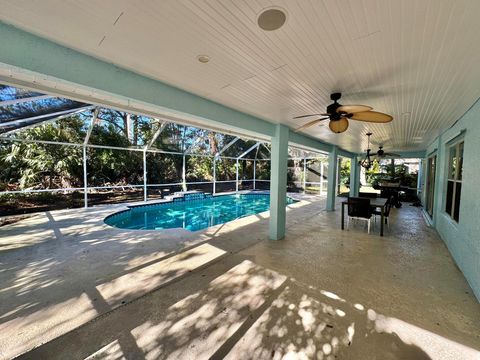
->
[105,193,296,231]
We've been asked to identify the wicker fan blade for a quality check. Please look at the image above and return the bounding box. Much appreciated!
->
[385,152,401,157]
[350,111,393,123]
[293,113,330,119]
[336,105,373,113]
[295,117,329,132]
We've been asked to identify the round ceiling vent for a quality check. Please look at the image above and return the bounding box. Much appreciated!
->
[257,7,287,31]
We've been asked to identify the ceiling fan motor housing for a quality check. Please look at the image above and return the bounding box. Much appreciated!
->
[327,93,346,120]
[327,102,342,121]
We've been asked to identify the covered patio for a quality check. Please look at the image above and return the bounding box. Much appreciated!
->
[1,196,479,359]
[0,1,479,359]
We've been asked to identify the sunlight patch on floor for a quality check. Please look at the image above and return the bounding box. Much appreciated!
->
[371,311,480,360]
[84,339,126,360]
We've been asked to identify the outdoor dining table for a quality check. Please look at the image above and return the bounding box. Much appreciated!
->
[341,198,387,236]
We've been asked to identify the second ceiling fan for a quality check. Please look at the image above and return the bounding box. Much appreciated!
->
[294,93,393,134]
[376,146,400,158]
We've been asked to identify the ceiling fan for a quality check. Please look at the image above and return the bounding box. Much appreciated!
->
[294,92,393,134]
[376,146,400,158]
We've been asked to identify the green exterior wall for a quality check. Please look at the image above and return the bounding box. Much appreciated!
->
[423,99,480,301]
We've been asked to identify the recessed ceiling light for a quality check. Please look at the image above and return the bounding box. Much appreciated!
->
[257,7,287,31]
[197,55,210,63]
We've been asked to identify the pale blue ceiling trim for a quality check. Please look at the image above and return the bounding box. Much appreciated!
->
[395,150,426,158]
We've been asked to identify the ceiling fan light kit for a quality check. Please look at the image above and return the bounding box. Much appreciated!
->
[359,132,374,170]
[294,93,393,134]
[329,118,349,133]
[358,133,401,170]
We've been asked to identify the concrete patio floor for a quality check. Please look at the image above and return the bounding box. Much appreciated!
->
[0,194,479,359]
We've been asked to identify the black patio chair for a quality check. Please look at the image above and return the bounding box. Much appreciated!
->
[347,197,373,234]
[373,195,394,226]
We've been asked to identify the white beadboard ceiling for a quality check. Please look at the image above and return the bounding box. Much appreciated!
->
[1,0,480,153]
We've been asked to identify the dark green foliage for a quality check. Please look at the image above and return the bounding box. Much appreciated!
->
[368,160,418,188]
[0,110,272,191]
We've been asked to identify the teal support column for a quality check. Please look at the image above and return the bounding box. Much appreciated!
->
[417,159,423,196]
[326,146,338,211]
[349,156,360,197]
[269,124,289,240]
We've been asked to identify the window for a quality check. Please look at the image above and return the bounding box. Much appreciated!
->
[445,141,464,222]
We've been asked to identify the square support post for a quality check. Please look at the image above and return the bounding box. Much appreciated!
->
[269,124,289,240]
[349,156,360,197]
[326,146,338,211]
[417,159,423,196]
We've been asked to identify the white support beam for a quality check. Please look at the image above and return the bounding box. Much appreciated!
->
[184,136,205,155]
[262,143,271,153]
[213,157,216,194]
[126,113,133,142]
[0,94,53,107]
[182,154,186,191]
[216,137,239,157]
[83,146,88,208]
[237,142,260,160]
[235,159,239,192]
[145,121,167,150]
[84,107,100,146]
[143,150,147,201]
[253,159,256,190]
[320,161,324,195]
[2,105,94,127]
[303,157,307,194]
[3,105,95,135]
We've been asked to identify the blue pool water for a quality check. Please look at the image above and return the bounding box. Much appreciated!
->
[105,193,295,231]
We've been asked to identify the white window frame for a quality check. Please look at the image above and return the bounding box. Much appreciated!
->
[445,140,464,222]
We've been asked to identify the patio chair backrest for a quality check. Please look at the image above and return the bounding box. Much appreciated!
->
[347,197,372,218]
[384,195,395,217]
